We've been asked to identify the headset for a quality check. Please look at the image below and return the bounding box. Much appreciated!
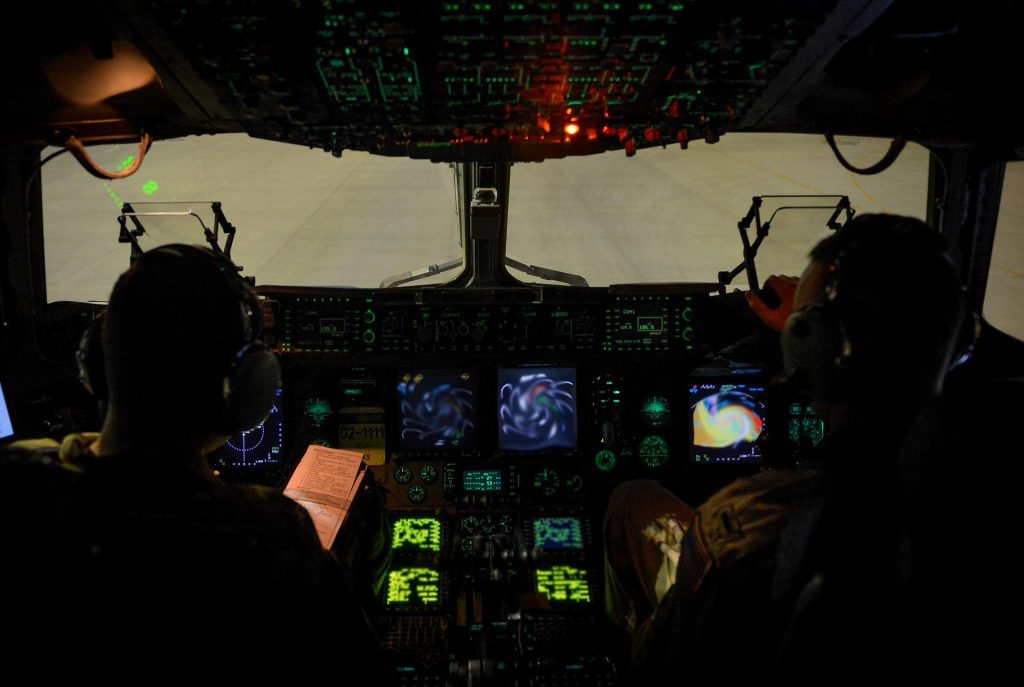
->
[780,222,970,402]
[780,255,852,401]
[76,244,281,435]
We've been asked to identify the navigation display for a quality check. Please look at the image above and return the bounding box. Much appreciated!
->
[397,370,476,450]
[211,387,284,470]
[690,382,766,464]
[498,367,577,451]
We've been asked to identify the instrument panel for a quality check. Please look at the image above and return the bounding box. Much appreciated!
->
[208,283,801,685]
[270,287,699,355]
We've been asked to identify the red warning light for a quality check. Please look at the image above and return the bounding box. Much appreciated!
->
[565,123,580,135]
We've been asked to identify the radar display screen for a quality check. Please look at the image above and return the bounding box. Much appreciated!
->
[690,382,766,464]
[535,566,591,605]
[498,368,577,451]
[532,517,584,551]
[386,567,442,610]
[210,387,284,470]
[392,517,442,553]
[397,370,476,450]
[462,469,503,493]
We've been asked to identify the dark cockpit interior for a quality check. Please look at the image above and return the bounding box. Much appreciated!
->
[1,1,1021,682]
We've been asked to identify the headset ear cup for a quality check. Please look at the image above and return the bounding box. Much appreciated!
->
[221,345,281,434]
[76,317,107,401]
[781,307,848,400]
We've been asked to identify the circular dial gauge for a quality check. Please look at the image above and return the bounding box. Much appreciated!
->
[419,464,439,484]
[594,449,617,472]
[532,468,561,498]
[407,484,427,504]
[394,464,413,484]
[639,435,670,468]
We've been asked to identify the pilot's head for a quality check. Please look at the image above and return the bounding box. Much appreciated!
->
[99,245,280,455]
[781,214,964,428]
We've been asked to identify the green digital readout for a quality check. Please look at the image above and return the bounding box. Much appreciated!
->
[386,567,441,608]
[462,469,503,493]
[392,517,442,553]
[533,517,584,550]
[535,565,591,604]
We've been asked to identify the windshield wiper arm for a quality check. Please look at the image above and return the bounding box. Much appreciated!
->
[379,258,463,288]
[504,257,588,287]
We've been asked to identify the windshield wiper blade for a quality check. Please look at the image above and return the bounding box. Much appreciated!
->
[379,258,463,288]
[504,257,588,287]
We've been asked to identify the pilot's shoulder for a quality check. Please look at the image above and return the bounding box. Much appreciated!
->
[697,469,822,566]
[701,468,822,513]
[0,437,84,485]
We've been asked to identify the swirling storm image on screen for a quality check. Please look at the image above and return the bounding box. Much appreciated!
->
[498,368,577,451]
[397,370,475,449]
[690,384,765,464]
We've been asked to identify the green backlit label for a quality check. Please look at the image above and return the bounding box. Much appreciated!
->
[536,566,590,604]
[393,517,442,553]
[386,567,441,607]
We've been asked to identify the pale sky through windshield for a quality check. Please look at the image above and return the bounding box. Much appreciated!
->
[40,133,1023,339]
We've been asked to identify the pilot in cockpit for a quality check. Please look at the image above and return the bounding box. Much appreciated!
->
[0,244,386,675]
[604,213,969,679]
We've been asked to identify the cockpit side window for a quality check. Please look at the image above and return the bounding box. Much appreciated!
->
[984,161,1024,340]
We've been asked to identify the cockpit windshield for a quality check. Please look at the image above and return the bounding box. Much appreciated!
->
[42,131,929,302]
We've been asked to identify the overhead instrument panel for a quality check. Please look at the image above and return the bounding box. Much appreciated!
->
[136,0,834,158]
